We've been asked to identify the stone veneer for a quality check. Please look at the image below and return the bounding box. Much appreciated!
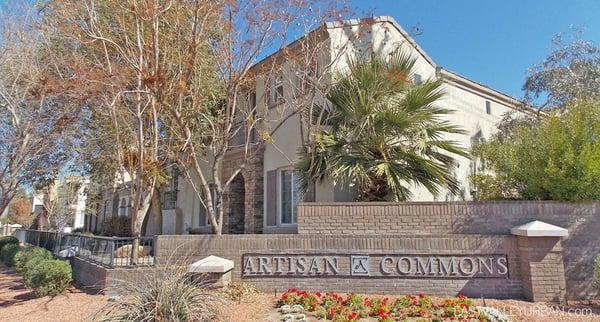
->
[220,145,264,234]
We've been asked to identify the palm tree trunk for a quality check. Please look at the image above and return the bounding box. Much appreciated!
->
[356,173,389,202]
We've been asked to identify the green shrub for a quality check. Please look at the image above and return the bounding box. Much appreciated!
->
[99,216,131,237]
[14,247,53,273]
[25,259,72,297]
[0,236,18,250]
[23,256,47,285]
[0,243,20,266]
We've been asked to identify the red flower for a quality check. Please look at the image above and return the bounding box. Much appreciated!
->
[328,307,336,319]
[315,292,322,297]
[419,293,425,298]
[348,312,358,320]
[377,308,389,317]
[457,293,466,299]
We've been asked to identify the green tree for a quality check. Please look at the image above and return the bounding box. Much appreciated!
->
[297,52,468,201]
[472,99,600,201]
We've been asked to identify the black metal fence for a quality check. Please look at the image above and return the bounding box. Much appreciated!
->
[19,229,156,268]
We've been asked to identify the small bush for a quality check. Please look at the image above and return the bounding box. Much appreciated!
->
[0,236,18,250]
[99,216,131,237]
[221,281,259,301]
[0,243,20,266]
[23,256,48,285]
[24,259,72,297]
[14,247,53,273]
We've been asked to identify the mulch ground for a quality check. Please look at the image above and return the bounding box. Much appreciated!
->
[1,263,599,321]
[0,264,109,322]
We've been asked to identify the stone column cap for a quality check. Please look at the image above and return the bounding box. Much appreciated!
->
[188,255,234,273]
[510,220,568,237]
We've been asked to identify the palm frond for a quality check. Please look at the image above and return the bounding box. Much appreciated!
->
[297,50,468,200]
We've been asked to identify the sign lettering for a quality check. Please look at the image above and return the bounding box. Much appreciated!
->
[242,254,509,278]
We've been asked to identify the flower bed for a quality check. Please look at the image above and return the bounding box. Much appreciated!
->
[277,289,507,321]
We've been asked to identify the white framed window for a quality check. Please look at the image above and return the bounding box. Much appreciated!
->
[268,73,284,106]
[118,197,129,217]
[413,73,422,85]
[246,91,256,111]
[278,169,303,225]
[103,200,109,221]
[485,100,492,115]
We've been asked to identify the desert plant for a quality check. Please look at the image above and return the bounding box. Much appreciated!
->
[0,235,19,250]
[14,247,53,273]
[220,281,259,302]
[99,216,132,237]
[24,259,72,297]
[99,260,221,321]
[0,243,20,266]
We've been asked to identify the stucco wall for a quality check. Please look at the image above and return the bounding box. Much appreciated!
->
[261,17,528,206]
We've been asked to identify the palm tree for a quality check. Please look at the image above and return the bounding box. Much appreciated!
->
[297,51,469,201]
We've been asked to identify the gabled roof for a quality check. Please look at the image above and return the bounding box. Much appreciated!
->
[326,16,536,114]
[325,16,437,68]
[248,15,537,114]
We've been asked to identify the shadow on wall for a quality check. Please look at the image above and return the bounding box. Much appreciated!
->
[451,201,600,300]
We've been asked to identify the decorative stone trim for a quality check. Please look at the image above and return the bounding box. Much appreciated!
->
[510,220,569,237]
[512,221,568,303]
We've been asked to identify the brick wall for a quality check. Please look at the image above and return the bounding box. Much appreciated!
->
[155,234,524,299]
[298,201,600,299]
[71,257,156,294]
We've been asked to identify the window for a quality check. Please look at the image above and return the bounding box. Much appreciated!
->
[268,73,284,106]
[118,197,128,217]
[485,101,491,115]
[279,170,303,224]
[247,91,256,111]
[103,200,109,221]
[162,167,179,209]
[413,73,422,85]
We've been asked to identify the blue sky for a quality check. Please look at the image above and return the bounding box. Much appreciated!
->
[353,0,600,99]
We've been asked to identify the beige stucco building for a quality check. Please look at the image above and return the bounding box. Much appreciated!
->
[163,16,532,235]
[93,16,532,236]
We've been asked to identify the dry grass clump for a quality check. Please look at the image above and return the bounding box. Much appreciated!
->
[220,281,259,302]
[97,261,221,322]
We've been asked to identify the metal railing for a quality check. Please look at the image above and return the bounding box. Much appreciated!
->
[19,229,156,268]
[1,224,21,236]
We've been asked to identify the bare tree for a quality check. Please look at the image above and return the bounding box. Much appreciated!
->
[0,2,78,218]
[161,0,353,234]
[42,0,355,239]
